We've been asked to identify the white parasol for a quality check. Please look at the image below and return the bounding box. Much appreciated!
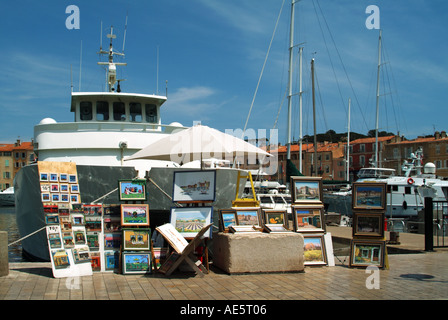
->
[125,124,271,166]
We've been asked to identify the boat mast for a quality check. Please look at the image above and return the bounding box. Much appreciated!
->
[374,29,382,167]
[97,26,127,92]
[311,58,317,176]
[299,46,303,172]
[347,97,351,181]
[286,0,296,161]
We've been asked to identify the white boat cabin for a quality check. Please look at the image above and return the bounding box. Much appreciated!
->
[71,92,165,126]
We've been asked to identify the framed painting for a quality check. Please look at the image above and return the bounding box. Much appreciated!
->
[83,204,102,216]
[172,170,216,202]
[104,250,119,271]
[352,212,385,238]
[118,179,147,201]
[169,206,213,239]
[40,172,49,182]
[48,232,62,249]
[59,173,68,183]
[90,252,101,271]
[121,204,150,227]
[70,194,80,204]
[262,209,287,228]
[290,176,323,204]
[122,228,151,251]
[45,213,60,225]
[122,252,152,274]
[70,184,79,193]
[303,234,327,266]
[293,205,325,232]
[71,214,84,226]
[51,249,70,269]
[72,227,87,245]
[41,193,50,202]
[264,224,290,233]
[104,233,121,249]
[69,174,78,184]
[234,208,260,226]
[72,245,91,264]
[349,240,386,268]
[229,225,260,233]
[51,193,60,202]
[352,182,386,211]
[219,209,238,232]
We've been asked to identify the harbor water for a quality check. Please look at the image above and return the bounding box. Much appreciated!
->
[0,206,24,262]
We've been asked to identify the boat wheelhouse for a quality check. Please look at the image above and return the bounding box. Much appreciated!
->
[33,26,186,176]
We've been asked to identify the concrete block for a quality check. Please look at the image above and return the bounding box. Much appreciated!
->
[213,232,304,274]
[0,231,8,277]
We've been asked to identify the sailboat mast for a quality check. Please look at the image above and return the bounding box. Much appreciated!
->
[375,29,382,167]
[299,46,303,172]
[311,58,317,176]
[347,98,351,181]
[286,0,296,160]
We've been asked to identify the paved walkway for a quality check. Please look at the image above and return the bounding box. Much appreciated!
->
[1,249,447,302]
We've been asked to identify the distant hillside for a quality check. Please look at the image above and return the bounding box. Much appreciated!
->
[299,129,395,144]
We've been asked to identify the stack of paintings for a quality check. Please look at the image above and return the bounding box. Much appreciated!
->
[118,179,152,275]
[349,182,387,269]
[38,161,93,278]
[103,204,121,272]
[166,170,216,270]
[38,161,81,206]
[290,176,329,266]
[218,208,290,234]
[45,204,95,278]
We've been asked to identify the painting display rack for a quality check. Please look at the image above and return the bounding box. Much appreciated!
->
[349,182,389,269]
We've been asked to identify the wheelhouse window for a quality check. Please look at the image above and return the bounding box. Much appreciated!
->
[130,102,142,122]
[113,102,126,121]
[96,101,109,121]
[80,101,93,120]
[145,104,157,123]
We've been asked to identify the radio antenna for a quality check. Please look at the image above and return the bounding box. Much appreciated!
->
[122,13,128,53]
[100,21,103,52]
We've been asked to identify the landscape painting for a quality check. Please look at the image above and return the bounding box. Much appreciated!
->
[121,204,150,227]
[303,235,327,266]
[118,179,147,201]
[122,228,151,251]
[350,240,385,268]
[291,176,322,204]
[172,170,216,202]
[353,182,386,210]
[235,208,260,226]
[122,252,151,274]
[219,209,238,232]
[170,207,212,238]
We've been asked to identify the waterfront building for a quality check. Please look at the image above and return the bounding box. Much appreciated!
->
[0,140,35,191]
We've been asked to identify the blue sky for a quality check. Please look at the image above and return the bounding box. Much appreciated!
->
[0,1,447,144]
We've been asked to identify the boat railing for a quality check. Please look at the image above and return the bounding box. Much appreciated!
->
[387,218,407,232]
[35,121,186,134]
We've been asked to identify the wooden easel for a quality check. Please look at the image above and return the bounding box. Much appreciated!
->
[232,171,260,207]
[156,223,212,277]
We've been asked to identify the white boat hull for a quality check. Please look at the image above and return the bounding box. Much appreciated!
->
[0,187,14,206]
